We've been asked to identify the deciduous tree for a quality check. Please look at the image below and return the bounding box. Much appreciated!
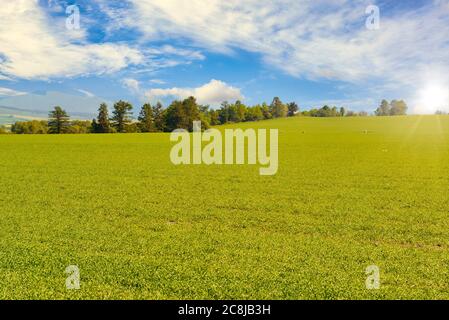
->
[375,100,391,116]
[287,102,299,117]
[270,97,288,118]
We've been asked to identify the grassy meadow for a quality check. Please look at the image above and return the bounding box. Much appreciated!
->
[0,115,448,299]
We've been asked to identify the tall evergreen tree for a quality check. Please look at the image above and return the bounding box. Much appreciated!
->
[91,119,99,133]
[138,103,155,132]
[111,100,133,133]
[218,101,231,124]
[96,103,111,133]
[48,106,70,134]
[152,102,165,132]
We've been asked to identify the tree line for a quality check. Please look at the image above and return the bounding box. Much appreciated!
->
[1,97,410,134]
[374,100,408,116]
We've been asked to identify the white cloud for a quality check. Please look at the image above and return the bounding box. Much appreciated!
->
[0,1,143,79]
[149,79,166,85]
[122,78,141,93]
[146,45,204,61]
[112,0,449,91]
[77,89,95,98]
[0,74,13,81]
[145,79,243,106]
[0,1,203,80]
[3,0,449,113]
[0,87,27,97]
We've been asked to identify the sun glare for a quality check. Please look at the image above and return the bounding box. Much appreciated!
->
[418,85,449,113]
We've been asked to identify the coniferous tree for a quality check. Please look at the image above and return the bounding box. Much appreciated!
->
[152,102,165,132]
[111,100,133,133]
[218,101,231,124]
[48,106,70,134]
[138,103,155,132]
[91,119,99,133]
[96,103,111,133]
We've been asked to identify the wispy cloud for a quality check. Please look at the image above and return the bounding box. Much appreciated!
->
[0,87,27,97]
[0,1,143,79]
[122,78,140,93]
[149,79,166,85]
[77,89,95,98]
[112,0,449,91]
[0,1,203,80]
[2,0,449,113]
[0,74,13,81]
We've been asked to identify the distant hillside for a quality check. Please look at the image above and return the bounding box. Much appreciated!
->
[0,105,93,125]
[0,90,113,125]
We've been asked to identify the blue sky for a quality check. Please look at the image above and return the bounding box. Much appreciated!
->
[1,0,449,116]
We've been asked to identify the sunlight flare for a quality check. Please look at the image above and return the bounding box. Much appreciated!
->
[418,85,449,114]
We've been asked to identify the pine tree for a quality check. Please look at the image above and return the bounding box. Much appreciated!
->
[152,102,165,132]
[48,106,70,134]
[138,103,155,132]
[96,103,111,133]
[111,100,133,133]
[91,119,99,133]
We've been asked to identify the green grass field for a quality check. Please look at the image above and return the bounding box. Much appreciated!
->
[1,115,449,299]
